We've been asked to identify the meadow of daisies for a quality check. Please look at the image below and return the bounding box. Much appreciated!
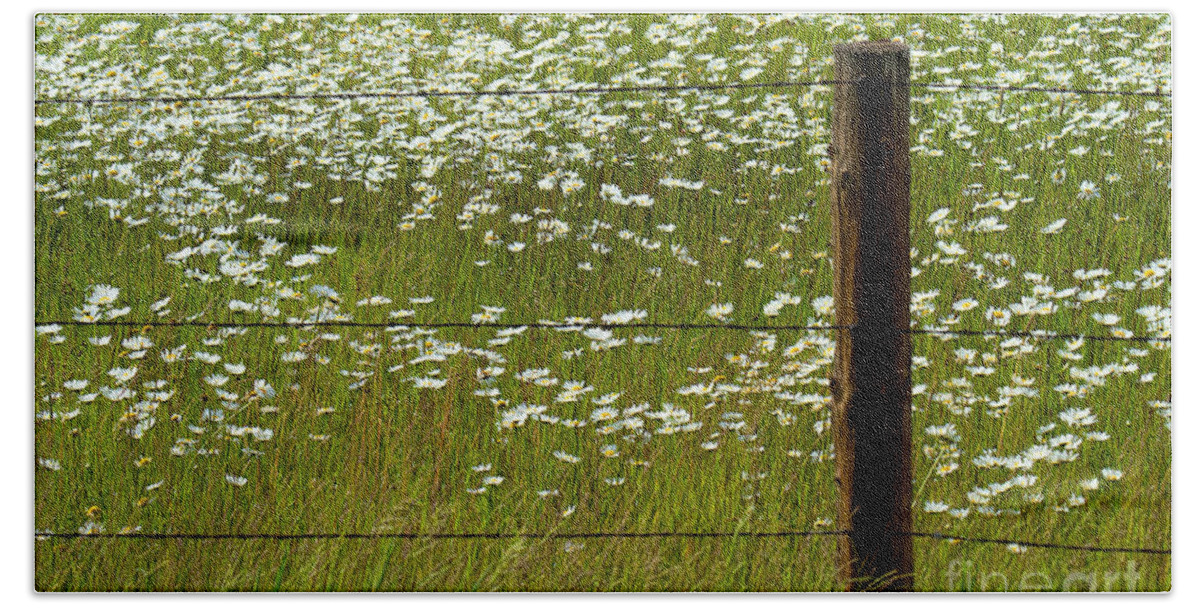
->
[34,13,1171,591]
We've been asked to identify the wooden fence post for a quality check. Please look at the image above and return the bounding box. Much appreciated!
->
[829,40,914,591]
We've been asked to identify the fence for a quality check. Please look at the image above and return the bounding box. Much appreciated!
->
[34,40,1172,591]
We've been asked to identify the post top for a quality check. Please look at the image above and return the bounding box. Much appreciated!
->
[833,40,909,55]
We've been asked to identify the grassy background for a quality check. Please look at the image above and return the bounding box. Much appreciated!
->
[35,13,1170,591]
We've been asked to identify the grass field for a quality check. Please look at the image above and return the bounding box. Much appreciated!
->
[34,13,1171,591]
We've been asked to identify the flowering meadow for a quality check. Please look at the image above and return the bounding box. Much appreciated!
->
[34,13,1170,591]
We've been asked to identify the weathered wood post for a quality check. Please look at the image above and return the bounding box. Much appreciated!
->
[829,40,914,591]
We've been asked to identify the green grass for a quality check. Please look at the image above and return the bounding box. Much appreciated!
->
[34,13,1170,591]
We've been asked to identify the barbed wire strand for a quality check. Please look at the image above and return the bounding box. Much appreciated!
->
[33,319,1171,342]
[34,79,1170,106]
[911,81,1169,98]
[905,531,1170,555]
[33,79,847,106]
[35,529,1170,554]
[34,319,850,332]
[904,327,1171,343]
[37,530,847,540]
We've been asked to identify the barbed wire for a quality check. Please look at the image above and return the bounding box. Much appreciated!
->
[904,327,1171,343]
[34,529,1170,555]
[33,79,1170,107]
[34,319,850,332]
[33,319,1170,343]
[33,79,846,106]
[37,530,846,540]
[910,81,1169,98]
[905,531,1170,555]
